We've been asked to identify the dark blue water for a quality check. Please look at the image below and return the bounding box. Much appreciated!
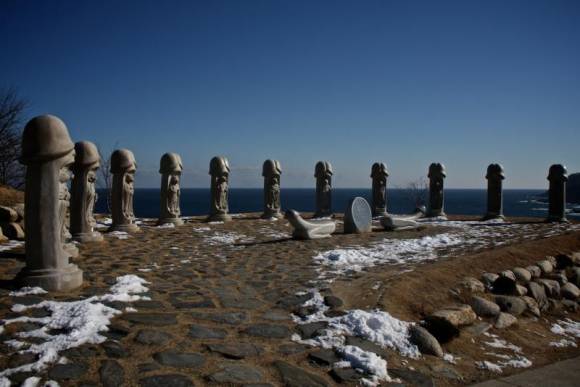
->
[95,188,553,219]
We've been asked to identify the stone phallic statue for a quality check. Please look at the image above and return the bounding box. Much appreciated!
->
[426,163,446,218]
[344,197,372,233]
[208,156,231,222]
[70,141,104,242]
[109,149,140,232]
[483,163,505,220]
[371,162,389,217]
[158,152,183,226]
[262,159,282,219]
[285,209,336,239]
[314,161,333,218]
[17,115,83,291]
[547,164,568,223]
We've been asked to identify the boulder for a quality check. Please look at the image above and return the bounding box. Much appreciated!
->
[409,325,443,357]
[458,277,485,293]
[500,270,516,281]
[515,285,528,296]
[13,203,24,221]
[494,296,527,316]
[512,268,532,283]
[536,260,554,275]
[470,296,500,317]
[526,265,542,279]
[495,313,517,329]
[537,279,561,299]
[0,206,18,222]
[1,222,24,240]
[521,296,541,317]
[545,271,568,285]
[567,267,580,287]
[429,304,477,327]
[546,256,557,267]
[561,283,580,300]
[481,273,499,288]
[562,300,578,312]
[526,282,549,311]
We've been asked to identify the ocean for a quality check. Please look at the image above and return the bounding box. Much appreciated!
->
[94,188,577,219]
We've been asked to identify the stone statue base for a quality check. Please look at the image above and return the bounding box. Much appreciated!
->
[65,243,79,258]
[286,210,335,239]
[546,216,569,223]
[482,213,505,221]
[261,210,283,220]
[17,264,83,292]
[158,218,184,226]
[426,210,447,219]
[207,213,232,222]
[108,223,140,233]
[72,231,104,243]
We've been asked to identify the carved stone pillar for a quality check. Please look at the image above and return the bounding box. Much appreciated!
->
[109,149,140,232]
[17,115,83,291]
[207,156,231,222]
[314,161,333,218]
[70,141,104,242]
[426,163,446,218]
[547,164,568,223]
[483,163,505,220]
[158,152,183,225]
[371,162,388,217]
[262,159,282,219]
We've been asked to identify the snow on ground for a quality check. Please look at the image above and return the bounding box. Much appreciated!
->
[107,231,129,240]
[202,231,254,245]
[9,287,47,297]
[153,223,175,229]
[550,318,580,348]
[291,289,419,385]
[475,332,532,373]
[0,240,24,252]
[0,275,149,381]
[313,218,580,281]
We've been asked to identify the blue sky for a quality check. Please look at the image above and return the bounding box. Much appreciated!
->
[1,0,578,188]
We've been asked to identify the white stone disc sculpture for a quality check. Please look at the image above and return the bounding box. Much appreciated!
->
[344,197,372,233]
[285,209,335,239]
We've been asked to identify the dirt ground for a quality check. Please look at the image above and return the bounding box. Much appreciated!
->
[0,213,578,386]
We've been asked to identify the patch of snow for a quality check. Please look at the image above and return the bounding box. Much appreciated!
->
[551,319,580,339]
[9,287,47,297]
[203,231,253,245]
[0,240,24,252]
[338,345,390,386]
[443,353,457,364]
[549,339,577,348]
[0,275,149,380]
[476,360,503,373]
[192,226,211,232]
[107,231,129,240]
[155,223,175,229]
[21,376,41,387]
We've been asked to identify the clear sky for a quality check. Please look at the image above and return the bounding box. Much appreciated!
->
[1,0,578,189]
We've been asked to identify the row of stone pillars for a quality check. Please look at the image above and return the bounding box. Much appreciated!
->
[15,114,571,291]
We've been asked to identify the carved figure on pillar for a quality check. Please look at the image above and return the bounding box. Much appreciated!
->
[427,163,446,218]
[262,159,282,219]
[483,163,505,220]
[547,164,568,223]
[158,153,183,225]
[17,115,83,291]
[109,149,139,232]
[371,162,389,217]
[314,161,333,218]
[70,141,103,242]
[208,156,231,222]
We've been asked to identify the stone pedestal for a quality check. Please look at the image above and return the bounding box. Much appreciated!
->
[426,163,446,218]
[314,161,333,218]
[17,115,83,291]
[547,164,568,223]
[483,163,505,220]
[371,162,388,217]
[158,153,183,226]
[207,156,231,222]
[109,149,140,232]
[71,141,104,242]
[262,159,282,219]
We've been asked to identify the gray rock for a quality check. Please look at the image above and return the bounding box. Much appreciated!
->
[48,363,88,380]
[561,282,580,300]
[345,336,388,358]
[515,284,528,296]
[500,270,516,281]
[567,267,580,287]
[103,341,128,358]
[390,368,435,387]
[537,279,561,298]
[494,296,527,316]
[208,364,264,384]
[191,311,247,325]
[18,115,83,292]
[285,210,335,240]
[464,322,492,336]
[279,343,308,355]
[429,304,477,327]
[459,277,485,293]
[122,313,177,326]
[512,267,532,283]
[526,265,542,278]
[308,349,341,366]
[243,324,290,338]
[481,272,499,288]
[330,367,363,383]
[99,360,124,387]
[495,313,517,329]
[153,350,205,368]
[527,282,549,310]
[206,343,263,359]
[135,329,173,345]
[409,325,443,357]
[296,321,328,339]
[521,296,541,317]
[537,260,554,275]
[261,310,289,321]
[137,363,160,373]
[562,299,578,312]
[139,374,194,387]
[188,324,227,339]
[470,296,500,317]
[274,360,329,387]
[545,271,568,285]
[344,197,372,233]
[323,295,343,308]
